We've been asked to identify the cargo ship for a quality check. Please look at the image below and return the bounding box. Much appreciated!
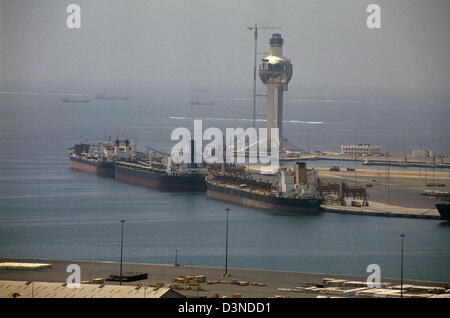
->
[436,203,450,221]
[114,141,207,191]
[68,139,132,178]
[206,162,323,213]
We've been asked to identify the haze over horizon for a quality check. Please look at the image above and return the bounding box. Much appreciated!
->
[1,0,449,103]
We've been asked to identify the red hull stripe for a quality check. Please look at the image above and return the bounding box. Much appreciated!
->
[70,161,114,178]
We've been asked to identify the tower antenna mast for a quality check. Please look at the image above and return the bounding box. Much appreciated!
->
[247,24,281,128]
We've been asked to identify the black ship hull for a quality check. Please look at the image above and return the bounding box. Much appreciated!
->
[115,164,206,191]
[207,181,323,213]
[69,155,114,178]
[436,203,450,221]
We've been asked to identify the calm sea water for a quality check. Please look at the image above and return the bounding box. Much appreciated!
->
[0,94,449,282]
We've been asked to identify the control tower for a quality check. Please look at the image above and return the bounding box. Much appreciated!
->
[259,34,293,146]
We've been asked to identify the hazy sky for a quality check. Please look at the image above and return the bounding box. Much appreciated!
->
[1,0,449,101]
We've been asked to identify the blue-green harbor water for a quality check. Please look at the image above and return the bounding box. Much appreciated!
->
[0,94,449,282]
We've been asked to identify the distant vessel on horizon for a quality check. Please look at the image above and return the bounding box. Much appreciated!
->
[190,88,214,105]
[62,96,90,103]
[95,94,130,101]
[189,100,215,105]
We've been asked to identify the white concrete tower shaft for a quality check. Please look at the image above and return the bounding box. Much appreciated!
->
[266,84,284,141]
[259,34,293,145]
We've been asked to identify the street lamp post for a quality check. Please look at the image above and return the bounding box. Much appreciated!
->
[224,208,230,277]
[119,220,126,286]
[175,249,178,267]
[400,233,406,298]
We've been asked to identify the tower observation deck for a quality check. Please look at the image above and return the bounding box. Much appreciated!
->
[259,33,293,145]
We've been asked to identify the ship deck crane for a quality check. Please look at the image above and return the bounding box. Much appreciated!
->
[145,146,168,157]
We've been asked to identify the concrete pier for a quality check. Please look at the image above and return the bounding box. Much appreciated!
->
[316,167,449,220]
[322,204,441,220]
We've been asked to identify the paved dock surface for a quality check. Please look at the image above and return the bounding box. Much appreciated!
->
[247,165,448,219]
[315,167,449,219]
[0,258,447,298]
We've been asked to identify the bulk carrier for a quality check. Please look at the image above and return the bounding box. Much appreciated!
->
[69,139,207,191]
[115,159,207,191]
[206,162,323,213]
[114,141,207,191]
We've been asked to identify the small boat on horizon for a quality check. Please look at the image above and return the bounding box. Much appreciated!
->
[189,99,215,106]
[62,96,90,103]
[189,89,215,105]
[95,94,130,101]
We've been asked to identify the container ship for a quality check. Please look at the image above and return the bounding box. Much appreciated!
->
[206,162,323,213]
[114,141,207,191]
[68,139,132,178]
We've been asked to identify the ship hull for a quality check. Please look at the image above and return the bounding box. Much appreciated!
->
[207,182,322,213]
[115,165,206,191]
[69,156,114,178]
[436,203,450,221]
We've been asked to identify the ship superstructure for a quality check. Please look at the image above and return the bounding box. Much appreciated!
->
[68,139,133,177]
[259,33,293,145]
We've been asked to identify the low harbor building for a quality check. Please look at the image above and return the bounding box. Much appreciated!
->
[340,144,381,156]
[0,280,185,298]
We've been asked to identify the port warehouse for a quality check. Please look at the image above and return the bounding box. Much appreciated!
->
[341,144,382,156]
[0,280,184,298]
[340,144,443,159]
[1,279,448,299]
